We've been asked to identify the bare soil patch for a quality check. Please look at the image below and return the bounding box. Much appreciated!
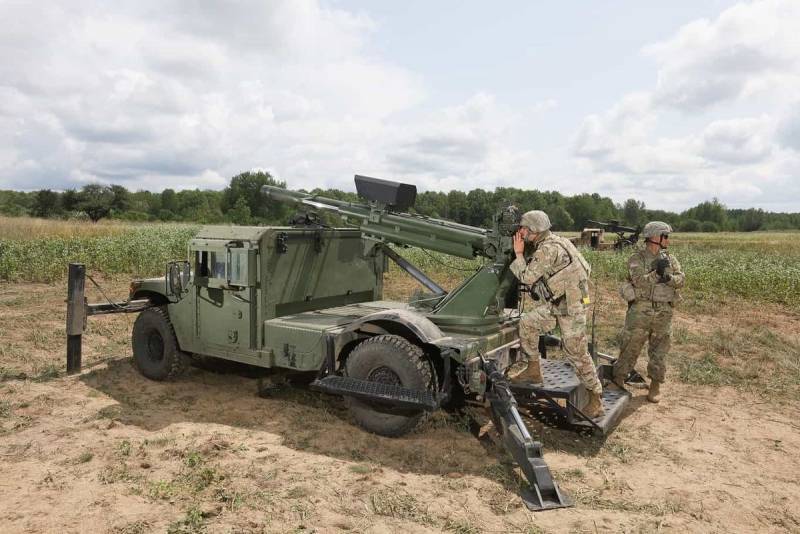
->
[1,279,799,533]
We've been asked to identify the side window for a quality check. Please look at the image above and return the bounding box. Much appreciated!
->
[196,251,210,277]
[195,250,226,280]
[193,245,253,287]
[210,252,226,279]
[228,249,248,286]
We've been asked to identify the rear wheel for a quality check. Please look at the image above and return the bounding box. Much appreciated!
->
[132,307,189,381]
[345,334,434,437]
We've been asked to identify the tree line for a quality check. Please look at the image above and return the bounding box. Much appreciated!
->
[1,171,799,232]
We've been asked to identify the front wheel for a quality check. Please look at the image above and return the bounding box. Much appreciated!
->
[345,334,434,437]
[132,307,189,381]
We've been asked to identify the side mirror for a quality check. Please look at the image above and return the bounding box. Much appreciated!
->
[167,261,191,297]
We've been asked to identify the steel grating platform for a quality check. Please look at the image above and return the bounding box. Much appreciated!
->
[311,375,439,411]
[567,388,629,434]
[510,359,630,435]
[538,359,582,395]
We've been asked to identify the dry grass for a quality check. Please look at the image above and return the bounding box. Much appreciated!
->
[1,281,799,532]
[677,230,800,254]
[369,487,432,524]
[0,215,135,239]
[0,280,134,379]
[672,321,800,398]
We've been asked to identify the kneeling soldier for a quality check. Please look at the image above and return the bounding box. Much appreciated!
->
[614,221,685,402]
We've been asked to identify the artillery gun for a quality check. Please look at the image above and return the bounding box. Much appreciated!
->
[578,220,641,250]
[65,175,630,511]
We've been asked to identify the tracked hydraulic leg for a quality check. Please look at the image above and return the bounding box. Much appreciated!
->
[483,358,573,511]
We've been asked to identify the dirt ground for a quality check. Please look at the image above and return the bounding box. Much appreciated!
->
[1,278,799,533]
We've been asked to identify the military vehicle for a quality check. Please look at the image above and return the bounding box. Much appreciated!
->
[66,175,630,511]
[574,220,640,250]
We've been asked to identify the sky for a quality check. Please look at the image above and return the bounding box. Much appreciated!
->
[1,0,799,212]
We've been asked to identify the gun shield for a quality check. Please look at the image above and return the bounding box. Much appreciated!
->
[354,175,417,211]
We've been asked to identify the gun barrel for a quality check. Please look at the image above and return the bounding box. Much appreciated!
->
[262,185,352,210]
[262,185,303,203]
[262,183,494,259]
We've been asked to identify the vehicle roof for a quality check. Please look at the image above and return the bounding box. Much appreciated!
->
[193,225,359,241]
[194,225,272,241]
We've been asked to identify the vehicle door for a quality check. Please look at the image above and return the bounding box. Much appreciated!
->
[193,240,258,352]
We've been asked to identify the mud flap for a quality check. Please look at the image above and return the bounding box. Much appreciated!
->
[483,358,573,511]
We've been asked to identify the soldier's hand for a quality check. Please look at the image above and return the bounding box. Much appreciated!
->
[513,231,525,256]
[660,273,672,283]
[655,257,670,277]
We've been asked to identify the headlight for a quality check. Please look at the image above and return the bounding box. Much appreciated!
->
[129,281,142,298]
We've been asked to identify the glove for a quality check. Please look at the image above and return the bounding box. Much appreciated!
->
[654,257,670,277]
[660,273,672,283]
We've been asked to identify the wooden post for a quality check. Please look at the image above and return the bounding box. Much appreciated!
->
[66,263,86,374]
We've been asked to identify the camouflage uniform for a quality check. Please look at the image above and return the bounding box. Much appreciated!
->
[613,247,685,384]
[510,231,603,395]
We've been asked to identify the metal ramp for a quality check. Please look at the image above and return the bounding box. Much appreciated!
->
[510,359,630,435]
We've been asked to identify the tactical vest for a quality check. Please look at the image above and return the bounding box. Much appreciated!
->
[623,249,679,303]
[539,233,591,303]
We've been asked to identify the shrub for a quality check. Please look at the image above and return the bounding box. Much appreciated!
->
[699,221,720,233]
[679,219,701,232]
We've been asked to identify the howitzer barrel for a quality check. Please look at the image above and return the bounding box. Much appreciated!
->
[262,183,496,259]
[262,186,313,206]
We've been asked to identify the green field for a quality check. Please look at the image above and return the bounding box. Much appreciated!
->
[398,232,800,309]
[0,218,198,282]
[1,217,798,309]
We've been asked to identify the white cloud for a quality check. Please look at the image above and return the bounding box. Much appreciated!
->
[645,0,800,111]
[573,0,800,211]
[3,0,798,213]
[382,92,545,192]
[698,116,774,164]
[776,105,800,152]
[573,93,655,161]
[0,0,424,192]
[0,0,554,198]
[573,93,704,177]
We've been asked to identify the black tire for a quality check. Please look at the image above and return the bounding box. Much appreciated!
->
[345,334,434,437]
[132,307,189,381]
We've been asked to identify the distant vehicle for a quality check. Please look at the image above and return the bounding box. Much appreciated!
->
[572,220,641,250]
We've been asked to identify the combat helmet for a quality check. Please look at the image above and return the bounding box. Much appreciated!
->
[642,221,672,240]
[520,210,551,232]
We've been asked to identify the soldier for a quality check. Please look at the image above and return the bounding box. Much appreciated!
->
[613,221,685,403]
[510,210,605,418]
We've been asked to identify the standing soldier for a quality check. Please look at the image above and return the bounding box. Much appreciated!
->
[613,221,685,403]
[510,210,605,418]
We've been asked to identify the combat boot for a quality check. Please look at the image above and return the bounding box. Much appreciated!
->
[609,371,627,391]
[584,390,605,418]
[647,381,661,403]
[511,357,543,384]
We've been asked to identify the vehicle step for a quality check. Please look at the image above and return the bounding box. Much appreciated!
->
[311,375,438,411]
[511,359,630,435]
[568,388,630,435]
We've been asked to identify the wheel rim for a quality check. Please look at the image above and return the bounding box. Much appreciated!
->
[146,330,165,362]
[367,366,402,386]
